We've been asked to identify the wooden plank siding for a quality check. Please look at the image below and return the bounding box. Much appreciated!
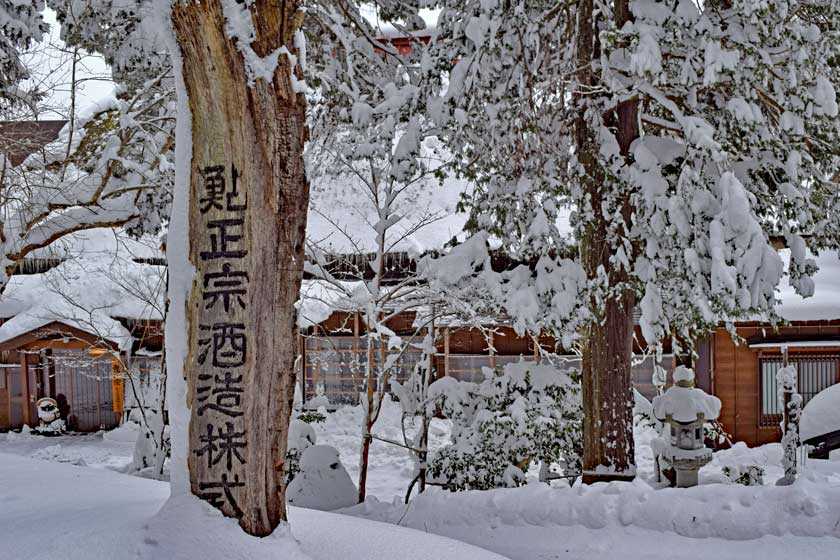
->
[0,384,8,429]
[711,322,840,447]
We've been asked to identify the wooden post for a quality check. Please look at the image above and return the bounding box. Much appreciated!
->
[488,331,495,369]
[172,0,309,536]
[444,328,450,376]
[20,352,30,426]
[781,346,791,438]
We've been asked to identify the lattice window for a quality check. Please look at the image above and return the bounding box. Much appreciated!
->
[760,354,839,427]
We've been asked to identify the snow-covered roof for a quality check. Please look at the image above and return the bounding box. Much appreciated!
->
[0,229,165,350]
[361,6,439,39]
[773,249,840,322]
[28,227,164,262]
[749,340,840,349]
[297,279,366,329]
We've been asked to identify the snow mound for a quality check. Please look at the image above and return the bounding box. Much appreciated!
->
[287,445,358,511]
[0,452,507,560]
[142,494,310,560]
[673,365,693,384]
[348,472,840,541]
[288,419,317,452]
[103,421,142,444]
[800,384,840,442]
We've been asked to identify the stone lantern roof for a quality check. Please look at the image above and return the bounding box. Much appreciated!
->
[653,366,722,423]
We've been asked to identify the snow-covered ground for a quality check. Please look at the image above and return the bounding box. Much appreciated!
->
[0,451,506,560]
[2,399,840,559]
[0,424,138,471]
[0,397,446,500]
[309,396,454,500]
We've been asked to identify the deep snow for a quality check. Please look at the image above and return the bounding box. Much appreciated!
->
[2,399,840,560]
[0,451,508,560]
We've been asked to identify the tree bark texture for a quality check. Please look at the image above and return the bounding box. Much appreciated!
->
[576,0,638,483]
[172,0,308,536]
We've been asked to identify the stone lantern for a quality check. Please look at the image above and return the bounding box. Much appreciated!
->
[652,366,721,487]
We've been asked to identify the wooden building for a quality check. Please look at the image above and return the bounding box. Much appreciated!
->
[298,306,683,407]
[4,119,837,449]
[709,322,840,447]
[0,231,165,432]
[702,250,840,447]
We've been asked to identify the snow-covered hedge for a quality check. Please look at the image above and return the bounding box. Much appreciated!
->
[428,360,581,491]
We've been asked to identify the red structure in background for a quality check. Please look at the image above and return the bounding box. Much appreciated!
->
[375,30,433,56]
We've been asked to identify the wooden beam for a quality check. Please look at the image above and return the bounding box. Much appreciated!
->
[443,328,450,376]
[488,331,495,369]
[298,332,306,402]
[20,352,30,426]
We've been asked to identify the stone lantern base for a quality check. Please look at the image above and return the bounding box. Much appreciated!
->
[662,449,712,488]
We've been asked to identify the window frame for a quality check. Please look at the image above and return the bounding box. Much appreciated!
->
[758,351,840,428]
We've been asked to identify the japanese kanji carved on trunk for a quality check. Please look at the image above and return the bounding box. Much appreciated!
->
[172,0,308,537]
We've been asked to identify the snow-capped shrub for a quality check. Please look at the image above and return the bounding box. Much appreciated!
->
[297,411,327,424]
[428,360,582,491]
[33,419,67,436]
[286,419,317,484]
[704,420,732,449]
[305,383,331,410]
[633,388,656,430]
[286,445,357,511]
[722,465,765,486]
[777,365,802,484]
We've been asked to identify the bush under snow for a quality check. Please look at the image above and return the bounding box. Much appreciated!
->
[286,445,358,511]
[428,360,582,491]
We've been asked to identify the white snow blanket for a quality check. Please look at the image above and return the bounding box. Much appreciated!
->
[652,367,721,423]
[800,384,840,442]
[0,452,508,560]
[652,385,721,423]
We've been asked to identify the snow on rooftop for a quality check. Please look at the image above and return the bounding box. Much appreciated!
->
[297,279,365,329]
[0,229,165,349]
[774,249,840,322]
[29,228,164,262]
[361,6,439,39]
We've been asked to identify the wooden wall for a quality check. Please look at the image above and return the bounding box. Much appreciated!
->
[0,383,8,429]
[712,322,840,447]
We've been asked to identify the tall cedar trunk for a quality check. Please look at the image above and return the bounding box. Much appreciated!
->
[576,0,639,483]
[172,0,308,536]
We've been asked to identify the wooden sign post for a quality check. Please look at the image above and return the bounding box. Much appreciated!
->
[173,0,309,536]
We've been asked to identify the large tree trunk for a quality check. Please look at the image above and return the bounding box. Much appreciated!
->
[172,0,308,536]
[576,0,639,484]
